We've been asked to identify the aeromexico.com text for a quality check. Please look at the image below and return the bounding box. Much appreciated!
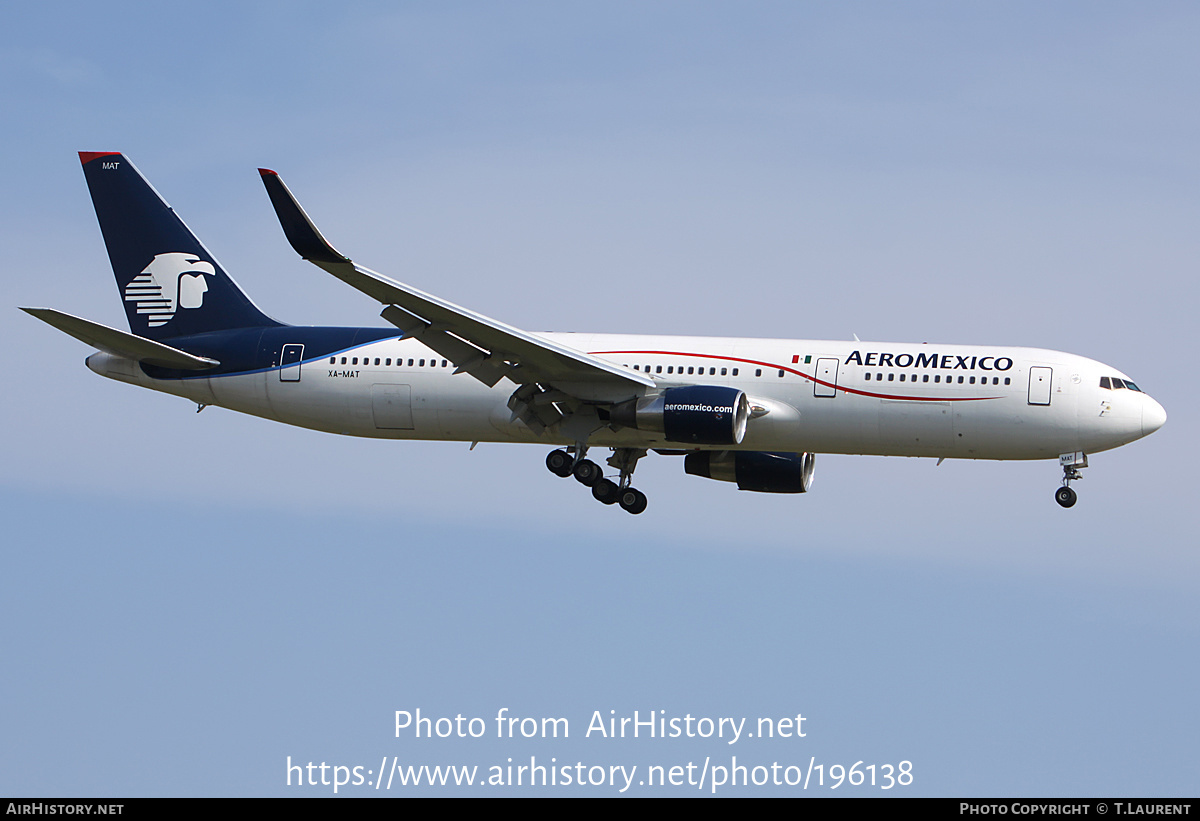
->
[665,404,734,413]
[845,351,1014,371]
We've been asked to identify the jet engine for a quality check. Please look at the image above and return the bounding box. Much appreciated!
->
[684,451,816,493]
[612,386,750,445]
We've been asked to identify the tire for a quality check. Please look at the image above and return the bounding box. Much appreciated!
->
[619,488,648,515]
[592,478,620,504]
[546,450,572,477]
[573,459,600,486]
[1054,486,1077,508]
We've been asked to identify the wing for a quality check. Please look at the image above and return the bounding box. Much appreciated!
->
[258,168,654,406]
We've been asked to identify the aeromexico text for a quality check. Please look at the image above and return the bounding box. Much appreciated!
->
[665,403,732,413]
[845,351,1014,371]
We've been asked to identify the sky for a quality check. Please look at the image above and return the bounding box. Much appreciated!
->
[2,2,1197,797]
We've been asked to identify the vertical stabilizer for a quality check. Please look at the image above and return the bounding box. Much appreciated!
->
[79,152,281,339]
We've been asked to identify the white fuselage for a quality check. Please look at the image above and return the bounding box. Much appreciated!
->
[84,332,1166,463]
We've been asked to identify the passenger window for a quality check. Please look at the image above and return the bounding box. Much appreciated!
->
[755,369,762,377]
[329,357,336,365]
[720,368,727,376]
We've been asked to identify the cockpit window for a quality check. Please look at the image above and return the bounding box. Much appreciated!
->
[1101,375,1143,392]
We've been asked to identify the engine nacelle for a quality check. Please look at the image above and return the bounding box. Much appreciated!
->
[684,451,816,493]
[612,385,750,445]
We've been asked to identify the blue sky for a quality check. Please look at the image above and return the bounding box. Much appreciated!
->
[2,2,1196,796]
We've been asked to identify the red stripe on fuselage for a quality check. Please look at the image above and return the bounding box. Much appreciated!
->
[590,349,1002,403]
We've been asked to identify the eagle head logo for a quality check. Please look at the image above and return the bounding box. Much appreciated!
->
[123,253,215,328]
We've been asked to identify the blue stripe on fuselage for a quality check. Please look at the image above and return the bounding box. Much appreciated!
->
[139,326,403,380]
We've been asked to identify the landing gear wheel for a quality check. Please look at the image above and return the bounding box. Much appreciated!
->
[1055,486,1077,508]
[546,449,573,478]
[619,488,648,515]
[592,478,620,505]
[573,459,601,487]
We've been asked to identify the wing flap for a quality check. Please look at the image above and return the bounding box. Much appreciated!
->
[21,307,220,370]
[380,305,512,387]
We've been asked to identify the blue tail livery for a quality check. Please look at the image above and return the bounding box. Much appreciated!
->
[79,152,281,340]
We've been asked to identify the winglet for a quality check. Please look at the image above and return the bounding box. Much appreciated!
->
[258,168,351,265]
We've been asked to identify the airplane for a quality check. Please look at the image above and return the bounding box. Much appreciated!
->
[23,152,1167,514]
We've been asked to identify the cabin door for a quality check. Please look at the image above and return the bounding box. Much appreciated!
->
[279,344,304,382]
[814,358,839,398]
[1028,367,1052,405]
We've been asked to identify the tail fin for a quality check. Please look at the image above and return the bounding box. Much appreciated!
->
[79,152,281,340]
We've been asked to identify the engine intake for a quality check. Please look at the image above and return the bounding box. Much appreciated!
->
[684,451,816,493]
[612,386,750,445]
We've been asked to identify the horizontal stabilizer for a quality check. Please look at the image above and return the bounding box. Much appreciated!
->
[21,307,220,370]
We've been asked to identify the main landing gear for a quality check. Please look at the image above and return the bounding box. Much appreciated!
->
[1054,451,1088,508]
[545,447,648,514]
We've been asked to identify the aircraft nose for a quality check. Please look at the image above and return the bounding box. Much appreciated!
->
[1142,396,1167,437]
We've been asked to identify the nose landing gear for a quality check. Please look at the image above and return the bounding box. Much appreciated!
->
[1055,452,1087,508]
